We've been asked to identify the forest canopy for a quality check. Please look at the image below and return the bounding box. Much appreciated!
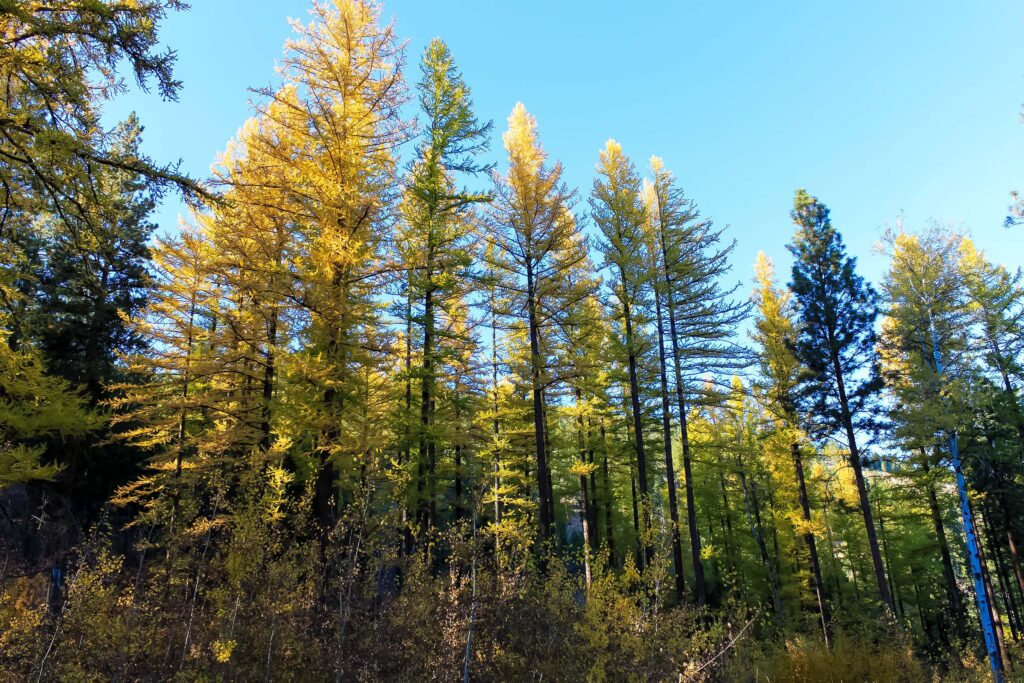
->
[1,2,1022,681]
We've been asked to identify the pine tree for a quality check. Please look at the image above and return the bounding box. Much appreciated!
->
[561,289,606,581]
[879,227,1012,676]
[960,239,1024,441]
[0,2,204,523]
[19,116,155,400]
[956,237,1024,624]
[641,178,685,601]
[8,117,166,507]
[787,188,892,611]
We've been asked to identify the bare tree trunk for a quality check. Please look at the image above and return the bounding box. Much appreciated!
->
[525,262,554,540]
[619,286,651,566]
[718,472,737,577]
[629,456,643,572]
[876,498,903,620]
[989,514,1022,640]
[999,493,1024,603]
[977,515,1013,672]
[600,421,616,566]
[653,284,686,601]
[576,394,597,556]
[579,474,593,590]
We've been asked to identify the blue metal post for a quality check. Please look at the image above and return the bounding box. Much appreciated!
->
[930,311,1004,682]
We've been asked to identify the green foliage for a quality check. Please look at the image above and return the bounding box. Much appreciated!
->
[3,4,1024,682]
[0,333,98,487]
[0,0,205,230]
[787,189,882,436]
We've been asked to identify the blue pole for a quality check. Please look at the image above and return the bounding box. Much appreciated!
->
[929,311,1004,682]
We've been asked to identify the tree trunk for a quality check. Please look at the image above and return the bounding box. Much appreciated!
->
[579,469,593,589]
[259,306,277,453]
[876,499,903,619]
[489,288,502,558]
[977,515,1013,672]
[542,396,556,534]
[619,285,651,566]
[793,442,831,644]
[678,403,705,605]
[419,257,436,535]
[653,283,685,600]
[600,421,616,566]
[719,472,737,577]
[986,510,1021,640]
[526,262,553,541]
[830,349,893,610]
[629,458,643,571]
[921,453,964,630]
[999,493,1024,604]
[404,275,415,553]
[315,392,338,545]
[454,444,464,522]
[576,395,598,555]
[737,458,782,619]
[587,436,600,550]
[657,196,705,604]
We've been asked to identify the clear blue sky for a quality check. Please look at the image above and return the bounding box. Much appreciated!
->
[103,1,1024,291]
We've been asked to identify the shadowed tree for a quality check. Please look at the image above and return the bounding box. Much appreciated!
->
[405,38,492,537]
[787,189,892,611]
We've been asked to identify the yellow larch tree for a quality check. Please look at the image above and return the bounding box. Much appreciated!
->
[257,0,409,540]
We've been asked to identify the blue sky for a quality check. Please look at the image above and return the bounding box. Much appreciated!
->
[103,1,1024,292]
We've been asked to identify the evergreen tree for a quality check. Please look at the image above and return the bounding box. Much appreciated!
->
[405,38,491,538]
[960,239,1024,442]
[0,333,98,487]
[641,178,686,601]
[3,4,1021,679]
[787,188,892,611]
[19,116,155,399]
[876,227,973,641]
[10,117,164,508]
